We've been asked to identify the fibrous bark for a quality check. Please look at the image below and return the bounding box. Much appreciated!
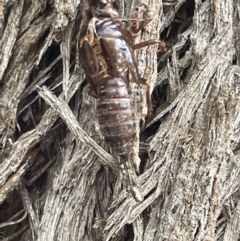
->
[0,0,240,241]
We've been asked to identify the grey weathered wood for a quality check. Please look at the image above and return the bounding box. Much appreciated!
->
[0,0,240,241]
[37,85,117,170]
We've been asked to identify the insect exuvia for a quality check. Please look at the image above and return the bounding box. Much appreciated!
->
[79,0,157,155]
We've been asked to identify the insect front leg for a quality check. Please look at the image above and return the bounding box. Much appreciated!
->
[79,16,108,97]
[120,3,152,41]
[130,4,151,35]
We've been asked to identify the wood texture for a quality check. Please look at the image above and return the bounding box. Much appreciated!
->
[0,0,240,241]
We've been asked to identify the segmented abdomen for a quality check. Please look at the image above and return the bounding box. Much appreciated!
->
[96,77,136,155]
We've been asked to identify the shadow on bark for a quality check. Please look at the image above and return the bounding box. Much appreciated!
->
[0,0,240,241]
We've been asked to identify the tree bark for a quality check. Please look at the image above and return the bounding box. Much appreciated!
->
[0,0,240,241]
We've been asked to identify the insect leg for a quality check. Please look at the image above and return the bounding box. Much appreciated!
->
[127,61,141,86]
[79,39,102,96]
[130,4,151,35]
[120,4,151,41]
[79,40,99,78]
[131,40,166,51]
[127,64,152,116]
[139,78,152,116]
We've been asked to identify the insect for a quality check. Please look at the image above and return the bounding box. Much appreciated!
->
[79,0,158,155]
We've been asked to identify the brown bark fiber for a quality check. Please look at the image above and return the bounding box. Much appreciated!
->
[0,0,240,241]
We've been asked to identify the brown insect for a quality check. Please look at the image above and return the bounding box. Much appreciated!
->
[79,0,159,155]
